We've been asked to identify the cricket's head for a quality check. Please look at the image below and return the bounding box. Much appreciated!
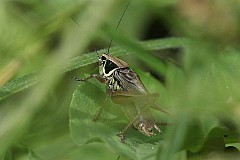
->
[98,53,129,77]
[136,121,162,137]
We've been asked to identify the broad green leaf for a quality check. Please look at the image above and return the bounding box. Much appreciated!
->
[69,75,170,160]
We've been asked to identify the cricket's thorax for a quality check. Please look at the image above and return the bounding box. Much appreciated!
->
[99,53,148,94]
[99,54,128,92]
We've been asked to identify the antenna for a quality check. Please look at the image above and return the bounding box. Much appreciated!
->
[106,0,131,55]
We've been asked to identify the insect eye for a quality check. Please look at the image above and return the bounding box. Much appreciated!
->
[101,56,106,61]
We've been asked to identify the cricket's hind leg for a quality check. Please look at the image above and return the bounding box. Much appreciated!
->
[111,92,170,142]
[132,105,163,138]
[116,110,162,143]
[117,104,162,143]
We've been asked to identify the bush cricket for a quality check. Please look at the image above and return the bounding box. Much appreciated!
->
[72,0,171,142]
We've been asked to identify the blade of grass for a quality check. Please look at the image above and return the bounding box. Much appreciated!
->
[102,24,190,75]
[0,38,189,101]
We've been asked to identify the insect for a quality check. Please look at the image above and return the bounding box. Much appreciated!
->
[72,0,171,142]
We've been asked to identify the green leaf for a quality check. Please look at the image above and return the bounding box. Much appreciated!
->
[69,77,170,159]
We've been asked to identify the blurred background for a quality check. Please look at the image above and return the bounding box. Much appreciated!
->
[0,0,240,159]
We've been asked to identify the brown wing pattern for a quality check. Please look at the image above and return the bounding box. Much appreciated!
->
[114,68,148,95]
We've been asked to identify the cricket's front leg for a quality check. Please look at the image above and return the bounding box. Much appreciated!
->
[71,74,106,83]
[72,74,108,121]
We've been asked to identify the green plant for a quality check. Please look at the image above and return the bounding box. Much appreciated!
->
[0,0,239,160]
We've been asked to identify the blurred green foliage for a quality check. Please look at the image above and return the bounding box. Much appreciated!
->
[0,0,240,160]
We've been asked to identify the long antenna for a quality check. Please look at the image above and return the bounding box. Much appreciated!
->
[107,0,131,54]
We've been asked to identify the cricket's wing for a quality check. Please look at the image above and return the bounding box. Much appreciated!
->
[114,68,148,95]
